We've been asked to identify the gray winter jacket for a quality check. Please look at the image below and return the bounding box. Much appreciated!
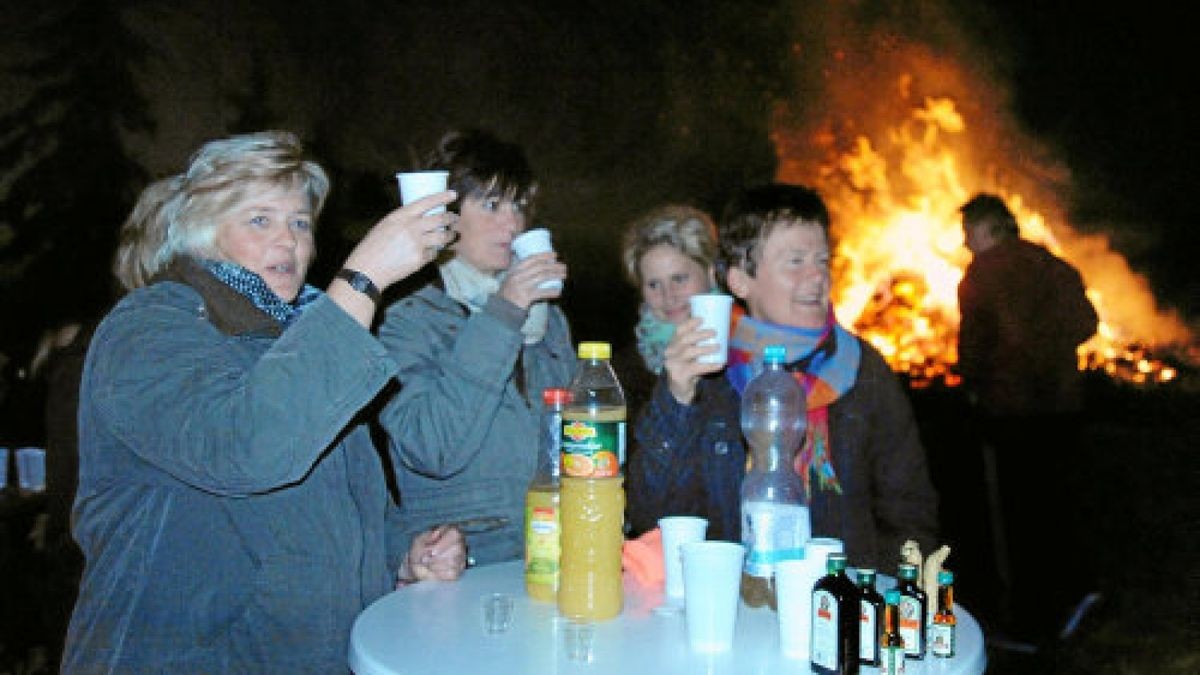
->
[64,258,402,673]
[377,278,576,566]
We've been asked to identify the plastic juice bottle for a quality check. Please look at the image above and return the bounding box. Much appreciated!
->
[929,570,956,658]
[858,568,885,667]
[739,344,810,609]
[896,562,928,660]
[525,388,570,602]
[557,475,625,620]
[561,342,626,477]
[810,552,860,675]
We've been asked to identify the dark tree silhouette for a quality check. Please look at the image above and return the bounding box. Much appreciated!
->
[0,0,153,363]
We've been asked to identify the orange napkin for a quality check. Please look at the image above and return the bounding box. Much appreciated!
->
[621,527,664,589]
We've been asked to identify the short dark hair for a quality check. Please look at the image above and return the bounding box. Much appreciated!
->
[428,129,538,217]
[716,183,831,286]
[959,193,1019,239]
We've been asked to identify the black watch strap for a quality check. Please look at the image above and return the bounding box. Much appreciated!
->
[335,268,381,304]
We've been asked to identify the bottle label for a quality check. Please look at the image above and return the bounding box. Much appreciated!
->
[811,589,839,670]
[860,600,878,660]
[930,623,955,657]
[741,501,809,575]
[899,595,924,657]
[561,420,623,477]
[524,502,560,589]
[880,646,906,674]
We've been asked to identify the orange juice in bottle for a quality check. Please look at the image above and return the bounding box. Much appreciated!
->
[525,388,569,602]
[558,475,625,620]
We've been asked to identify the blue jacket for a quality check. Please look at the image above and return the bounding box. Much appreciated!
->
[377,279,576,566]
[628,338,938,572]
[65,259,402,673]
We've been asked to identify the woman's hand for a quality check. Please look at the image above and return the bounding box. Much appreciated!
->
[497,251,567,310]
[344,191,458,290]
[662,316,724,405]
[330,191,457,327]
[398,524,467,586]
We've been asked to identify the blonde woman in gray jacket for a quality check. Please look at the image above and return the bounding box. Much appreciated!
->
[378,129,576,565]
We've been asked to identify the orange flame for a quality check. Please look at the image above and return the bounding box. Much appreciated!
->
[773,74,1193,387]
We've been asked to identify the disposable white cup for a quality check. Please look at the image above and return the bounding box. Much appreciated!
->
[681,541,745,653]
[658,516,709,602]
[15,447,45,492]
[688,294,734,366]
[396,170,450,215]
[776,558,818,658]
[511,227,562,290]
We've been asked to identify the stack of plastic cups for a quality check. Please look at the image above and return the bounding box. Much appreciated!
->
[776,537,845,659]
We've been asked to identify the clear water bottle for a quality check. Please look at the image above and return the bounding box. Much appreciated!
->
[739,344,811,609]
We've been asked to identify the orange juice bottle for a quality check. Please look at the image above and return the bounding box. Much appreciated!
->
[560,342,626,478]
[558,475,625,620]
[525,388,569,602]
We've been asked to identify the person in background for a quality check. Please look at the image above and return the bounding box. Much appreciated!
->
[957,192,1100,645]
[614,205,719,536]
[628,183,938,571]
[64,131,466,673]
[376,129,575,566]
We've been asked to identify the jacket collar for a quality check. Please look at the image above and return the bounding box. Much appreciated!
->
[153,256,283,337]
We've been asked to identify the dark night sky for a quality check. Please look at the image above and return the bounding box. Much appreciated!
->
[2,0,1196,352]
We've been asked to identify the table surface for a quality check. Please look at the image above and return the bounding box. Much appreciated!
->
[350,560,986,675]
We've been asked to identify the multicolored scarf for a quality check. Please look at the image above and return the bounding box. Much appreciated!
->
[634,305,675,374]
[201,259,321,327]
[726,306,860,496]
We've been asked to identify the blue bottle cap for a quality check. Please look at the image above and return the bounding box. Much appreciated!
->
[763,345,787,364]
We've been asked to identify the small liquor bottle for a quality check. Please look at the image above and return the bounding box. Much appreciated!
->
[810,552,860,675]
[929,570,957,658]
[857,568,884,667]
[880,589,906,675]
[896,563,927,660]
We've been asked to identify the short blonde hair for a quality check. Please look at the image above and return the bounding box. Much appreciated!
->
[113,175,182,291]
[621,205,718,286]
[155,131,329,269]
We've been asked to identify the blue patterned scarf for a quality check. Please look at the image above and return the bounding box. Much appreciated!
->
[201,259,321,326]
[634,304,675,374]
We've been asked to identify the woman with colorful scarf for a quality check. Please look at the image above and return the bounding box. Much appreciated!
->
[375,130,576,567]
[65,132,466,672]
[628,183,938,571]
[614,205,719,535]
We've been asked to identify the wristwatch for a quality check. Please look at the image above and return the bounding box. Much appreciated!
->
[335,268,381,304]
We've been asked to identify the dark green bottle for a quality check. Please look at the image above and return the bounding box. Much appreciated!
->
[857,568,884,667]
[810,552,860,674]
[896,562,927,659]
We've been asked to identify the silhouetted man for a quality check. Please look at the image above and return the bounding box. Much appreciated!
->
[957,193,1099,647]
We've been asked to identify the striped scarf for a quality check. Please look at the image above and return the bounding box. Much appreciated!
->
[726,306,860,496]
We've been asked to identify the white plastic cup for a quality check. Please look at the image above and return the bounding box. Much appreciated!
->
[688,293,734,366]
[396,170,450,215]
[658,516,709,603]
[510,227,562,290]
[776,558,817,658]
[15,447,45,492]
[681,541,745,653]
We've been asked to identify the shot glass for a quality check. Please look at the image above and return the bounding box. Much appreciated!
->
[481,593,514,635]
[562,621,595,663]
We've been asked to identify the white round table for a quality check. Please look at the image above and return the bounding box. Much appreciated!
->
[349,560,986,675]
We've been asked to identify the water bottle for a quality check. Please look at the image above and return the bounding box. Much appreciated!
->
[739,344,811,609]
